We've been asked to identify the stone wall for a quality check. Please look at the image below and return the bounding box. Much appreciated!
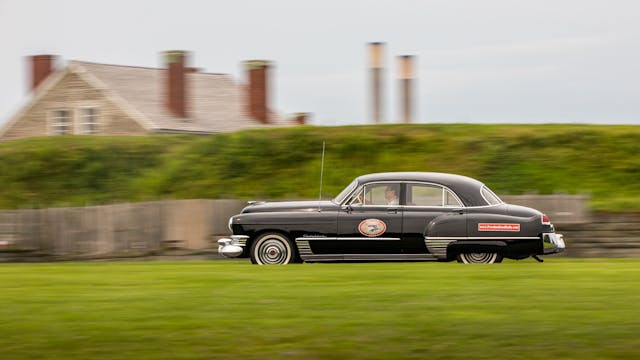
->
[557,213,640,257]
[0,200,245,259]
[501,195,589,224]
[1,196,639,259]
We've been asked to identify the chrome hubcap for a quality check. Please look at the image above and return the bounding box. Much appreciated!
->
[255,236,291,265]
[460,252,498,264]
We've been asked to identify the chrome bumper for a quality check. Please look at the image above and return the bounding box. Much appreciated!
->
[217,235,248,258]
[542,233,565,254]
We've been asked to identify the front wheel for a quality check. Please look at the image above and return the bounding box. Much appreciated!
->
[457,252,503,264]
[250,233,297,265]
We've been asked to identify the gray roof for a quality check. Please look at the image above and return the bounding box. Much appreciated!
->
[69,61,291,133]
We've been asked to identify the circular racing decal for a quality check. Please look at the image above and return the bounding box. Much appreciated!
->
[358,218,387,237]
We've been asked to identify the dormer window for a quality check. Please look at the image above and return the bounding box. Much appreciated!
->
[50,109,72,135]
[79,107,99,134]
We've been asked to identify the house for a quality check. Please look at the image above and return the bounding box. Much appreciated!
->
[0,51,308,141]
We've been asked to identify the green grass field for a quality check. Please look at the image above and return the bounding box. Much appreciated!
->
[1,259,639,359]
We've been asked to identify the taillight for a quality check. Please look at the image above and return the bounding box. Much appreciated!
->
[541,213,551,225]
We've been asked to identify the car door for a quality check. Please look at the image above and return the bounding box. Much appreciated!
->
[401,182,467,254]
[322,182,404,255]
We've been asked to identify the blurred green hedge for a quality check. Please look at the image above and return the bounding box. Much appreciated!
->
[1,124,638,211]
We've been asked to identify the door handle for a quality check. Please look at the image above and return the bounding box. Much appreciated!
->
[387,208,399,214]
[452,208,464,215]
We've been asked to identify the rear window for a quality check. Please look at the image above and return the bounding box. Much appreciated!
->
[481,186,503,205]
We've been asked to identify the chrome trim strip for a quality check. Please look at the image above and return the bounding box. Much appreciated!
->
[424,238,456,259]
[343,180,401,206]
[343,254,437,260]
[231,235,249,247]
[300,254,341,261]
[404,181,464,208]
[295,239,313,257]
[464,203,504,209]
[401,205,464,210]
[342,180,465,208]
[480,185,504,206]
[346,205,399,209]
[339,237,401,241]
[296,237,401,241]
[339,179,513,209]
[301,253,438,261]
[426,236,539,240]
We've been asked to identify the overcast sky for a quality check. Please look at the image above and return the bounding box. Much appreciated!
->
[1,0,638,126]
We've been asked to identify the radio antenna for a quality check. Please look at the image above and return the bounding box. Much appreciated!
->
[318,141,325,211]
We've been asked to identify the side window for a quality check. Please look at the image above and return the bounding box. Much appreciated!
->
[348,187,364,205]
[353,183,401,206]
[481,186,502,205]
[445,189,462,207]
[407,184,463,207]
[407,184,442,206]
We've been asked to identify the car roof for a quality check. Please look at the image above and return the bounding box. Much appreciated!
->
[354,172,489,206]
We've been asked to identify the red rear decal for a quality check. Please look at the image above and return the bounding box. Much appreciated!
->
[478,223,520,232]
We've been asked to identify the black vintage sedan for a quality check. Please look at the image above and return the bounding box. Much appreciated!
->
[218,172,565,264]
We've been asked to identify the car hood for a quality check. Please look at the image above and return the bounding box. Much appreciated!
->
[241,200,338,213]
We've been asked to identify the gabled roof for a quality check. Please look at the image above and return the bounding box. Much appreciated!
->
[71,61,291,133]
[1,60,291,137]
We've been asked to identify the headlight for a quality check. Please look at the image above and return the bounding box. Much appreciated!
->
[228,217,233,232]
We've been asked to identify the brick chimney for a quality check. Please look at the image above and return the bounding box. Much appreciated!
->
[165,50,188,118]
[29,55,57,91]
[245,60,271,124]
[294,112,310,125]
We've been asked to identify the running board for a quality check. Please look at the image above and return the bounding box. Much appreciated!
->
[301,253,439,262]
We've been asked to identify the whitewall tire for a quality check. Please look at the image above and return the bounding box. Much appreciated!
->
[457,252,503,264]
[250,233,296,265]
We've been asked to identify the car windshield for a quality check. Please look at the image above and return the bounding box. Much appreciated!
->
[333,179,358,204]
[481,186,503,205]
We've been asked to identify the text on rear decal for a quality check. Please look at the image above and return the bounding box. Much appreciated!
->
[478,223,521,232]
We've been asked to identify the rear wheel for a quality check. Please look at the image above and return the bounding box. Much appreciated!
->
[457,252,503,264]
[250,233,297,265]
